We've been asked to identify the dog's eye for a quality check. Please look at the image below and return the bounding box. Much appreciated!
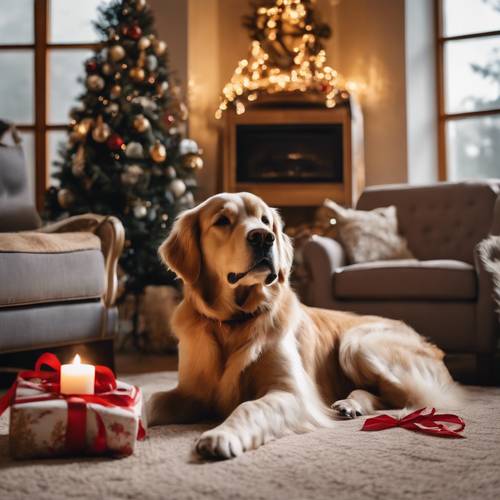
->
[214,215,230,227]
[261,215,270,225]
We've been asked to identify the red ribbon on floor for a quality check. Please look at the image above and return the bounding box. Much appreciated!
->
[0,352,146,454]
[361,407,465,438]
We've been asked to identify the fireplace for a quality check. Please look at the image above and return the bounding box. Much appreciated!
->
[236,123,343,184]
[222,95,365,207]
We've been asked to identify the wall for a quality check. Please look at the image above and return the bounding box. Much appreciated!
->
[332,0,408,185]
[148,0,188,98]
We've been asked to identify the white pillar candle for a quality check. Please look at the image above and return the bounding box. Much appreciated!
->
[60,354,95,395]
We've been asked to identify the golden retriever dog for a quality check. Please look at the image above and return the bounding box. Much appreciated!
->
[147,192,460,459]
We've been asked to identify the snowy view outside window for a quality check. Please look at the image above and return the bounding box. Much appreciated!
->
[443,0,500,179]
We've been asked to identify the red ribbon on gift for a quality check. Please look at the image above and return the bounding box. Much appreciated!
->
[361,407,465,438]
[0,352,146,455]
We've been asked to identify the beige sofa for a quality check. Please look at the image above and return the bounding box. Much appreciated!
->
[303,181,500,383]
[0,126,124,377]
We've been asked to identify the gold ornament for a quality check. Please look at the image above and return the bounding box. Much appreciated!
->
[109,45,126,62]
[71,145,86,176]
[102,63,113,75]
[133,114,150,133]
[129,67,145,82]
[182,153,204,170]
[72,118,93,141]
[138,36,151,50]
[149,141,167,163]
[86,75,105,91]
[110,85,122,99]
[92,116,111,143]
[153,40,167,55]
[57,189,75,209]
[136,0,147,11]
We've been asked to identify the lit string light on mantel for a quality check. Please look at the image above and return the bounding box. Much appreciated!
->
[215,0,349,119]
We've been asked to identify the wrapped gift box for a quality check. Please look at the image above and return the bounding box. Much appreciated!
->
[8,377,144,459]
[0,353,146,460]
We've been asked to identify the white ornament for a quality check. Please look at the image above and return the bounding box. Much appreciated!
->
[165,166,176,179]
[133,203,147,219]
[146,55,158,72]
[125,141,144,159]
[170,179,186,198]
[179,138,199,156]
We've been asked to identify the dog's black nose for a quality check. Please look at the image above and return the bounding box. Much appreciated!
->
[247,228,275,249]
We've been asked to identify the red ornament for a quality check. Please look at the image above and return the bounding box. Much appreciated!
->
[165,114,175,126]
[107,134,124,151]
[127,24,142,40]
[86,60,98,73]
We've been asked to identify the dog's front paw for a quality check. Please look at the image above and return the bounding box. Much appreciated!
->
[332,398,363,419]
[195,429,243,460]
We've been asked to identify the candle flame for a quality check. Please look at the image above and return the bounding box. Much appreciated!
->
[72,354,81,365]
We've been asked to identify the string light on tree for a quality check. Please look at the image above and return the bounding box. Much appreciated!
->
[215,0,348,119]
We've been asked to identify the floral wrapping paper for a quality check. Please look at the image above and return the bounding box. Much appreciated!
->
[9,379,143,459]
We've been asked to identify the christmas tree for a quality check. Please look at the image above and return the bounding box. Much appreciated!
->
[216,0,347,118]
[45,0,202,294]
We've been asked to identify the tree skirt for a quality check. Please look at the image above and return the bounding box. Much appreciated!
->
[1,371,499,500]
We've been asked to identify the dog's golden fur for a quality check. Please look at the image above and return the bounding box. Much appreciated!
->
[147,192,460,459]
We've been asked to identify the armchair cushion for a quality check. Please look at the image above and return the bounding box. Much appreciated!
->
[0,231,105,308]
[333,259,476,300]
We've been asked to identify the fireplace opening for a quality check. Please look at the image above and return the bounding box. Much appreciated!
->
[235,123,343,184]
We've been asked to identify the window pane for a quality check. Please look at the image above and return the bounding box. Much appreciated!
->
[444,36,500,113]
[443,0,500,37]
[48,130,67,187]
[447,115,500,180]
[0,0,33,44]
[48,49,94,124]
[0,51,34,124]
[50,0,109,43]
[18,130,35,202]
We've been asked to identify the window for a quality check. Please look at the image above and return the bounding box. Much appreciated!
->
[0,0,107,209]
[436,0,500,180]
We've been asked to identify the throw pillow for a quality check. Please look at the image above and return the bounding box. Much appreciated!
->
[323,199,415,264]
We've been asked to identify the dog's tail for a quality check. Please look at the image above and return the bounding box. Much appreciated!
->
[397,353,467,412]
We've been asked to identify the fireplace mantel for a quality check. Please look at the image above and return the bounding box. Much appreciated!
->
[222,94,365,208]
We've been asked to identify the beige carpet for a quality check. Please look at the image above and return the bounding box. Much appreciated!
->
[1,371,500,500]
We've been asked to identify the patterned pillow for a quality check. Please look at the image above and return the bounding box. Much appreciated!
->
[324,199,415,264]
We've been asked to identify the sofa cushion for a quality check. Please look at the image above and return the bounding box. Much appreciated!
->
[333,259,477,300]
[323,199,414,263]
[0,232,105,308]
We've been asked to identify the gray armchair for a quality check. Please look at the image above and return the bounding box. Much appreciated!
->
[303,181,500,383]
[0,126,124,375]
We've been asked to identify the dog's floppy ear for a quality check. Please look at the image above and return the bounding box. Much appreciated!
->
[159,207,201,284]
[271,208,294,279]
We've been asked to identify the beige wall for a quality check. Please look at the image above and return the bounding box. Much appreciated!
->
[332,0,408,185]
[151,0,411,197]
